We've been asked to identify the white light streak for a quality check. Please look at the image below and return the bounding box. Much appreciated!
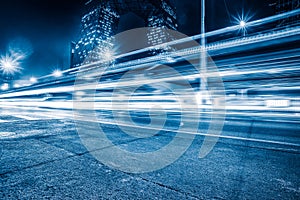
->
[265,100,290,108]
[52,69,63,77]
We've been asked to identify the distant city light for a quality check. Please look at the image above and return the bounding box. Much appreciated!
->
[13,83,21,88]
[239,20,246,28]
[30,77,37,83]
[0,55,22,75]
[1,83,9,91]
[52,69,63,78]
[102,49,115,62]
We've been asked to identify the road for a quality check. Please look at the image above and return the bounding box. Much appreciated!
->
[1,8,300,199]
[0,107,299,199]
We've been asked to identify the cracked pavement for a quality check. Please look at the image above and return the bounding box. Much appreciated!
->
[0,114,299,199]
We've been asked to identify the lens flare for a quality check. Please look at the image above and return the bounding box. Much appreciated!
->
[52,69,63,77]
[0,55,22,75]
[1,83,9,91]
[29,77,37,83]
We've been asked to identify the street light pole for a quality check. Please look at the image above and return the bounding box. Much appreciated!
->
[201,0,205,48]
[200,0,207,104]
[240,20,246,36]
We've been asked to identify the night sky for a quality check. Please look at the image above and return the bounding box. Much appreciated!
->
[0,0,274,79]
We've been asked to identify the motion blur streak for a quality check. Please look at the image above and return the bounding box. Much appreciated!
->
[0,10,299,152]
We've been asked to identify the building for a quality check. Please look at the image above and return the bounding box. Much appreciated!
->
[71,0,178,68]
[270,0,300,27]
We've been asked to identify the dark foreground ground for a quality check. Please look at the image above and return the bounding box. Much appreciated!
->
[0,114,299,200]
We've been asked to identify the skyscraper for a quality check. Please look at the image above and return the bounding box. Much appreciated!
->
[269,0,300,27]
[71,0,177,68]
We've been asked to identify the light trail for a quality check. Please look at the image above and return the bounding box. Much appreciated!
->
[2,27,298,98]
[0,100,299,116]
[70,26,300,78]
[1,104,299,150]
[215,48,300,67]
[33,8,300,81]
[0,10,299,153]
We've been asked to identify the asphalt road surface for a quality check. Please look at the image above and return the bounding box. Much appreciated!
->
[0,108,299,199]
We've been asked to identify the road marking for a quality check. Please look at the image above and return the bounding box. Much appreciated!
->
[0,132,16,138]
[73,113,300,148]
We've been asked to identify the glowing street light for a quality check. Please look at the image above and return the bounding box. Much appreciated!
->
[239,20,246,28]
[1,83,9,91]
[200,0,208,104]
[30,77,37,83]
[239,20,247,36]
[52,69,63,78]
[13,83,20,88]
[233,10,253,37]
[238,20,247,36]
[0,55,22,75]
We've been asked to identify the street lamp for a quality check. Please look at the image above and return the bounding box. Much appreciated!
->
[0,55,22,75]
[239,20,246,28]
[239,20,247,36]
[30,77,37,84]
[13,83,20,88]
[52,69,63,78]
[1,83,9,91]
[233,10,253,37]
[200,0,208,105]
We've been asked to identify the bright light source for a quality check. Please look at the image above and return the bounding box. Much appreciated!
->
[13,83,20,88]
[52,69,63,78]
[102,49,114,62]
[30,77,37,83]
[1,83,9,91]
[232,11,253,36]
[239,20,246,28]
[0,55,22,75]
